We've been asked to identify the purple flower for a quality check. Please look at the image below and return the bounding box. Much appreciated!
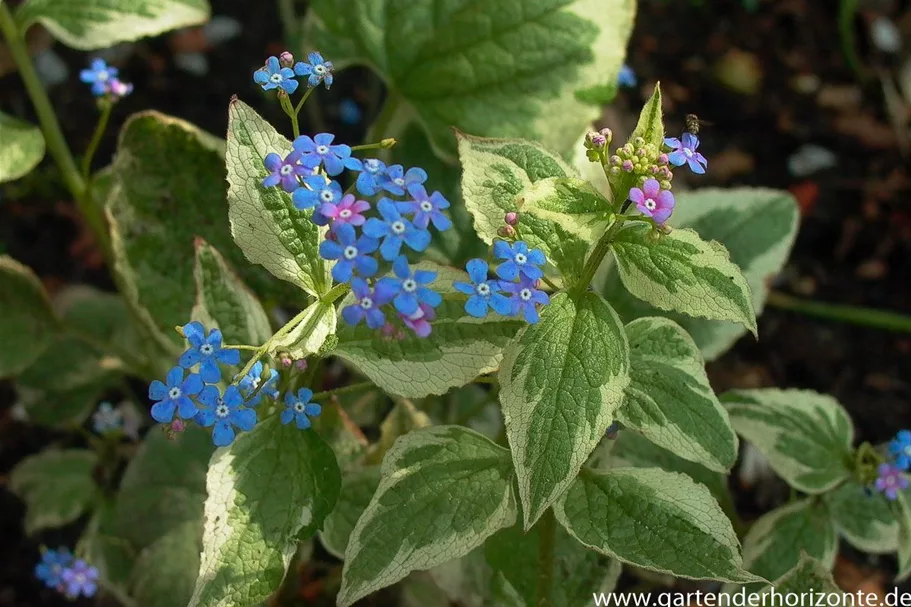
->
[453,259,512,318]
[254,56,298,94]
[363,198,431,261]
[874,463,909,500]
[377,255,442,315]
[342,278,395,329]
[380,165,428,196]
[80,58,118,96]
[664,133,707,174]
[35,548,72,589]
[630,179,676,224]
[149,366,204,423]
[890,430,911,470]
[353,158,387,196]
[61,559,98,598]
[263,151,308,192]
[500,277,550,323]
[104,78,133,99]
[178,321,241,383]
[396,185,452,231]
[321,194,370,229]
[293,133,358,176]
[400,303,437,338]
[281,387,322,429]
[196,385,257,447]
[617,64,637,88]
[319,223,379,283]
[293,51,334,89]
[493,240,545,282]
[292,175,342,210]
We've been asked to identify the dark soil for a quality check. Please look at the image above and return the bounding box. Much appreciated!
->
[2,0,911,604]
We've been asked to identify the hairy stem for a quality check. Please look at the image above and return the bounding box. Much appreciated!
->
[535,509,557,607]
[81,101,113,180]
[233,306,314,381]
[573,216,627,294]
[766,291,911,333]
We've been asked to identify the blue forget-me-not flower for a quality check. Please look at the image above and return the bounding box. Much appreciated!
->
[80,58,117,96]
[319,223,379,283]
[281,388,322,429]
[454,259,512,318]
[178,321,240,383]
[363,198,431,261]
[342,278,395,329]
[377,255,442,315]
[294,51,334,89]
[254,56,298,94]
[293,133,358,176]
[197,385,256,447]
[149,366,204,423]
[493,240,545,282]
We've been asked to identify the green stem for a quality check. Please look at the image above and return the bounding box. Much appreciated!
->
[350,140,396,153]
[311,381,375,402]
[766,291,911,333]
[534,509,557,607]
[81,101,113,181]
[540,275,559,291]
[294,86,315,115]
[222,344,261,352]
[0,4,108,253]
[573,217,627,294]
[321,282,350,304]
[234,306,314,381]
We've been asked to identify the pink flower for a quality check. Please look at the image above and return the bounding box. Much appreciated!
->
[320,194,370,228]
[400,304,437,338]
[875,463,909,500]
[629,179,675,224]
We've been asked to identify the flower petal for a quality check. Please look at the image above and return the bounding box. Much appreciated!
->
[465,295,488,318]
[465,258,489,284]
[212,422,236,447]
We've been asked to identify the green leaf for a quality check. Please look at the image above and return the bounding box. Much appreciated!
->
[191,239,271,346]
[895,491,911,582]
[608,84,663,204]
[0,255,57,377]
[81,500,135,592]
[16,0,210,50]
[823,480,898,553]
[317,400,369,472]
[0,111,45,183]
[226,98,330,297]
[304,0,636,160]
[456,133,594,281]
[270,300,336,359]
[555,467,760,583]
[130,521,201,607]
[188,414,341,607]
[723,389,854,494]
[319,466,381,559]
[52,286,145,368]
[106,111,292,353]
[617,317,738,472]
[760,554,842,596]
[338,426,517,606]
[520,177,612,243]
[610,224,757,334]
[736,499,837,588]
[609,430,737,523]
[600,188,799,361]
[9,449,98,534]
[499,291,629,528]
[485,521,620,607]
[335,262,523,398]
[114,427,213,551]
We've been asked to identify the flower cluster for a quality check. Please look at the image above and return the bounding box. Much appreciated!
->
[254,51,334,93]
[609,137,674,190]
[80,58,133,100]
[148,321,323,446]
[35,548,98,599]
[874,430,911,500]
[454,240,550,323]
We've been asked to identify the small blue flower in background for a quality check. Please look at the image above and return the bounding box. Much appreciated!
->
[338,99,362,125]
[493,240,545,282]
[397,185,452,231]
[35,548,72,589]
[197,385,257,447]
[890,430,911,470]
[380,165,427,196]
[664,133,708,174]
[454,259,512,318]
[92,401,122,434]
[294,51,334,89]
[378,255,442,315]
[343,278,394,329]
[353,158,387,196]
[80,58,118,96]
[292,174,342,210]
[281,388,322,429]
[237,361,279,406]
[363,198,431,261]
[178,321,240,383]
[149,366,203,423]
[874,463,909,500]
[500,277,550,323]
[61,559,98,599]
[319,223,379,283]
[617,64,637,88]
[254,56,298,94]
[263,151,308,192]
[293,133,358,176]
